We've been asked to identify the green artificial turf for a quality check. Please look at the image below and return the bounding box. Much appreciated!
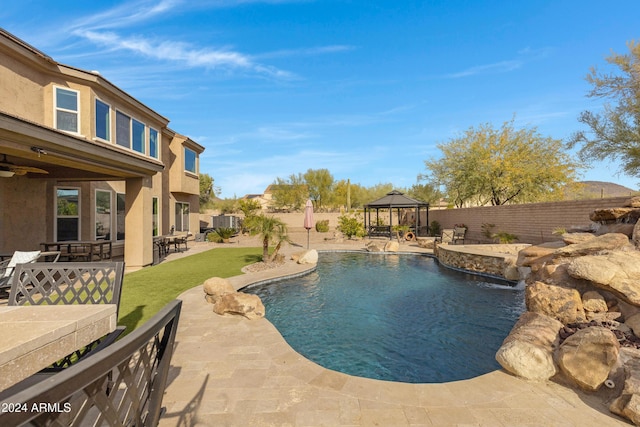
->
[118,247,262,334]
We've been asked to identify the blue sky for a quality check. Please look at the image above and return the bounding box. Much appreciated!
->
[2,0,640,198]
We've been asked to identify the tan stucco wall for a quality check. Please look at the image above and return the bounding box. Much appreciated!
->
[0,50,47,122]
[0,176,49,253]
[168,134,200,195]
[0,30,202,267]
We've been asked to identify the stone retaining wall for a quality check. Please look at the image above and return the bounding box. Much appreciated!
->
[435,244,529,279]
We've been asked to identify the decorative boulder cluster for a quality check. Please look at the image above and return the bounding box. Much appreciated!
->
[203,277,265,320]
[496,196,640,425]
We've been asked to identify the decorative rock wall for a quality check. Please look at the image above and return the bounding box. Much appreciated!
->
[435,244,530,280]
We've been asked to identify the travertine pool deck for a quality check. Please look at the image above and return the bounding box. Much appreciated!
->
[158,239,630,426]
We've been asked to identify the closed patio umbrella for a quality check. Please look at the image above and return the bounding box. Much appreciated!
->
[303,199,314,249]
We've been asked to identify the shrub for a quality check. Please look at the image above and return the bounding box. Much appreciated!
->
[216,227,236,240]
[315,219,330,232]
[429,220,441,237]
[494,232,518,244]
[481,223,496,240]
[206,231,222,243]
[337,213,366,239]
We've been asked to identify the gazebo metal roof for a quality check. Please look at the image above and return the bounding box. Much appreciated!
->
[364,190,429,208]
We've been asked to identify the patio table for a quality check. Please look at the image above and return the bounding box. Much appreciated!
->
[40,240,112,261]
[0,304,117,391]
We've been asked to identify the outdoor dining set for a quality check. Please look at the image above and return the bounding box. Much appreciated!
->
[0,248,182,425]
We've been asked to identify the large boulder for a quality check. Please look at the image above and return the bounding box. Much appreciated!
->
[610,349,640,425]
[365,242,384,252]
[595,223,636,237]
[213,292,265,320]
[562,232,596,245]
[384,241,399,252]
[625,196,640,208]
[525,281,586,324]
[495,312,562,381]
[554,233,632,257]
[582,290,608,313]
[626,313,640,339]
[590,208,640,223]
[567,251,640,305]
[556,327,620,391]
[516,241,565,267]
[297,249,318,264]
[203,277,235,304]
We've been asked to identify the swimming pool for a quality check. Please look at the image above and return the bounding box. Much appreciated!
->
[245,252,525,383]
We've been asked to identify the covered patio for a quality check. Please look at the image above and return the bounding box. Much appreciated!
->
[363,190,429,239]
[0,111,164,269]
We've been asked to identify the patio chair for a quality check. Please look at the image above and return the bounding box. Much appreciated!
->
[435,229,455,244]
[173,233,191,252]
[0,250,41,289]
[9,261,126,370]
[452,227,467,244]
[0,300,182,427]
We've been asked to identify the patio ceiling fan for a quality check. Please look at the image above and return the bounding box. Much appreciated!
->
[0,154,48,177]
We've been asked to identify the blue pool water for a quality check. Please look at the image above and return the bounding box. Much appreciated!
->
[245,252,525,383]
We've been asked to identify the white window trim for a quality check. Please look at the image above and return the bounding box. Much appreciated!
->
[54,186,81,242]
[53,86,81,135]
[94,98,112,143]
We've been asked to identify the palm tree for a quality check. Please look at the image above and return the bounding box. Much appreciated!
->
[244,214,291,262]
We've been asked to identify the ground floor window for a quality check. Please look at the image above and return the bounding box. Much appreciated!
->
[116,193,126,240]
[152,197,159,236]
[95,189,112,240]
[175,202,189,232]
[56,187,80,241]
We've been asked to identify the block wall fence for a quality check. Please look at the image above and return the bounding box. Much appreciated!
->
[426,196,630,244]
[200,196,632,244]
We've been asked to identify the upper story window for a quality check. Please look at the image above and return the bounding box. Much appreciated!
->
[116,111,131,149]
[55,87,79,133]
[184,147,197,174]
[95,99,110,141]
[132,119,145,154]
[149,128,159,159]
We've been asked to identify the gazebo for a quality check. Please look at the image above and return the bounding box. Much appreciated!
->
[363,190,429,239]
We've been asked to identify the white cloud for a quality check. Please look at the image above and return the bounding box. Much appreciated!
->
[444,47,553,79]
[445,60,523,78]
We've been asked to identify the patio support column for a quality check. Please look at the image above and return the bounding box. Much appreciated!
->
[124,177,153,269]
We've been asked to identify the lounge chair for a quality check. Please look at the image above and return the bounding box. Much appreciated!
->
[0,250,41,289]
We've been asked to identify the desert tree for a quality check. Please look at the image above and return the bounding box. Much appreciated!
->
[424,119,580,206]
[568,40,640,179]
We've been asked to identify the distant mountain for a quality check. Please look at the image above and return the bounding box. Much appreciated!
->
[565,181,638,199]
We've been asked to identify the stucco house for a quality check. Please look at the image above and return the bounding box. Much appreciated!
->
[0,28,204,269]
